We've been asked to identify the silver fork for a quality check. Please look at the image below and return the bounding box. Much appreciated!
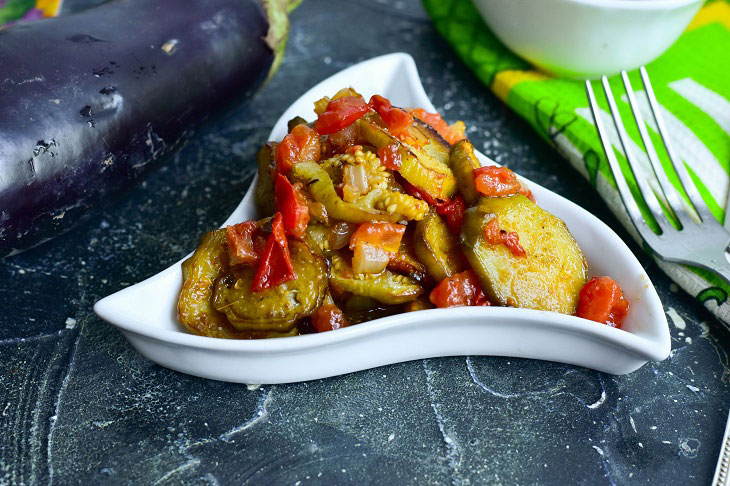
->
[585,67,730,486]
[585,67,730,284]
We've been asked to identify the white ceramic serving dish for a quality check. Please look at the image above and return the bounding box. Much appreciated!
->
[94,53,670,384]
[472,0,703,78]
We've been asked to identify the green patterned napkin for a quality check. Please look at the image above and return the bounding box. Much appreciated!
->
[0,0,61,26]
[423,0,730,325]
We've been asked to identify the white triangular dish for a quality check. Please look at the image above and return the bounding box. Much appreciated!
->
[94,53,670,384]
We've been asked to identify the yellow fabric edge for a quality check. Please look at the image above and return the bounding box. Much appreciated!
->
[687,1,730,31]
[36,0,62,17]
[491,70,551,102]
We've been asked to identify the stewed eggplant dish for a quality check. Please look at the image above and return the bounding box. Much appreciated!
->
[177,88,630,339]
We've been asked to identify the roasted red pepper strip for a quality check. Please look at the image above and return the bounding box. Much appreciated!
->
[473,166,521,198]
[483,216,526,257]
[314,96,370,135]
[350,222,406,253]
[368,95,414,135]
[226,221,259,266]
[576,276,629,327]
[410,108,466,145]
[274,173,310,238]
[276,124,321,175]
[251,213,296,292]
[312,303,349,332]
[429,270,491,308]
[436,195,465,235]
[377,142,402,170]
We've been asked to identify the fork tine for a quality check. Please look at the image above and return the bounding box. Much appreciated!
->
[639,67,715,222]
[621,71,694,228]
[599,75,672,233]
[585,79,663,235]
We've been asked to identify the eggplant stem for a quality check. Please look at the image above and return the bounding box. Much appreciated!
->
[263,0,291,82]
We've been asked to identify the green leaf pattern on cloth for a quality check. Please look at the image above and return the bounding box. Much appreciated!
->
[0,0,37,24]
[422,0,730,324]
[0,0,61,25]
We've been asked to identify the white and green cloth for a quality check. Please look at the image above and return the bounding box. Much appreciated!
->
[423,0,730,325]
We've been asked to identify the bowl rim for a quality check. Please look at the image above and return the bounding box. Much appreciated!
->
[106,305,669,362]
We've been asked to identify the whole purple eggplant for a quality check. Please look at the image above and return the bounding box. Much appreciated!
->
[0,0,291,257]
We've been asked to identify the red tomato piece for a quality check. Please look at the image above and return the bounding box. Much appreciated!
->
[377,142,402,170]
[436,195,465,235]
[501,230,526,257]
[473,166,521,198]
[576,276,630,328]
[275,136,298,176]
[314,96,370,135]
[251,213,297,292]
[429,270,491,308]
[276,125,321,175]
[483,218,502,245]
[345,144,363,155]
[226,221,259,266]
[483,216,526,257]
[274,173,310,238]
[349,222,406,253]
[410,108,466,145]
[368,95,414,135]
[312,304,350,332]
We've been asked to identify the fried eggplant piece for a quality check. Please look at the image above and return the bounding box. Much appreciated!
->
[403,296,435,312]
[341,294,401,324]
[212,240,328,332]
[287,116,309,132]
[178,229,231,337]
[387,230,432,286]
[461,194,587,314]
[178,229,297,339]
[254,143,277,216]
[304,222,331,256]
[413,210,468,283]
[449,140,481,205]
[329,253,423,305]
[358,115,457,202]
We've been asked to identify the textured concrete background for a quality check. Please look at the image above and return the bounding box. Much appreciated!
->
[1,0,729,484]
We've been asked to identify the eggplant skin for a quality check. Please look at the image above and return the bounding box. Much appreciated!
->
[0,0,289,257]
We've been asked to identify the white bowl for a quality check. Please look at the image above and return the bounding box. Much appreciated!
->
[94,53,670,384]
[472,0,703,78]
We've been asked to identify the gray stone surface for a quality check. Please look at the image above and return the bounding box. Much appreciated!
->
[1,0,729,484]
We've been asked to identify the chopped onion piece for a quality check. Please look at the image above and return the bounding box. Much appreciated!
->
[343,163,368,195]
[352,242,389,274]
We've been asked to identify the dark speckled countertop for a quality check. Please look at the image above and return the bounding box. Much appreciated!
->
[1,1,729,484]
